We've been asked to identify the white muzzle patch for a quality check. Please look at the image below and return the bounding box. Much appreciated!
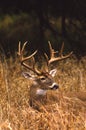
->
[49,83,58,89]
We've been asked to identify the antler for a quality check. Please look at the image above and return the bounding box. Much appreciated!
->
[18,41,73,74]
[17,41,41,75]
[45,41,73,66]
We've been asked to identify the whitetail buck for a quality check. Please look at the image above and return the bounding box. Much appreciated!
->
[18,41,73,109]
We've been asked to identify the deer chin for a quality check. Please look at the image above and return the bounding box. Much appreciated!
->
[36,89,47,95]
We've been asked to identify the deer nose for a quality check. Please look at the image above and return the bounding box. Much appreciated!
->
[50,83,59,90]
[52,84,59,90]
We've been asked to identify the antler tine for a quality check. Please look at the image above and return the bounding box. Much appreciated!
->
[44,41,58,71]
[58,42,73,60]
[48,41,54,59]
[47,41,73,65]
[18,41,20,55]
[18,41,26,55]
[17,41,21,56]
[59,42,64,57]
[21,41,27,53]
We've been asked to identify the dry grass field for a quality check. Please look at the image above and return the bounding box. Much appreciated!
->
[0,51,86,130]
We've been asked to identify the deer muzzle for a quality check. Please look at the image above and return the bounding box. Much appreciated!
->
[49,83,59,90]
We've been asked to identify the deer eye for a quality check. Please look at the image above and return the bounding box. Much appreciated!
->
[40,77,46,81]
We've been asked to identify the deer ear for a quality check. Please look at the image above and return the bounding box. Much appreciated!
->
[49,69,57,77]
[22,72,36,79]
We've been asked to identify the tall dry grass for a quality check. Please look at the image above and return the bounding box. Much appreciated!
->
[0,52,86,130]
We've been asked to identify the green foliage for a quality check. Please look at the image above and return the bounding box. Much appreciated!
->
[0,13,40,53]
[0,13,86,56]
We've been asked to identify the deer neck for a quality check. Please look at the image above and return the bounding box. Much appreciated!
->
[36,89,47,95]
[30,84,47,97]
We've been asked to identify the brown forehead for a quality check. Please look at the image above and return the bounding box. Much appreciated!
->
[41,72,52,78]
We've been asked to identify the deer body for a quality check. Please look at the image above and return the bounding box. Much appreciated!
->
[66,91,86,102]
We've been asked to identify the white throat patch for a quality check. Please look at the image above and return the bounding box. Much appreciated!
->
[36,89,47,95]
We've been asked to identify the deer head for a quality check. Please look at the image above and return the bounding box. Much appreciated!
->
[17,41,73,96]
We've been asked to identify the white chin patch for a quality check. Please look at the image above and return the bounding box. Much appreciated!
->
[36,89,47,95]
